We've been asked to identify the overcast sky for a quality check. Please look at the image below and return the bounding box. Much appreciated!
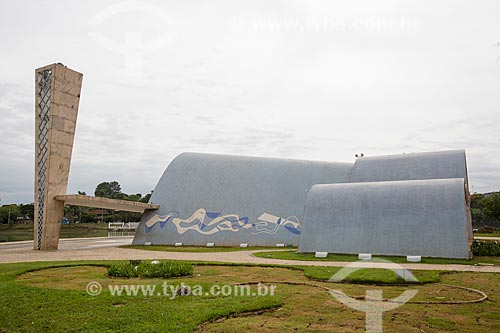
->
[1,0,499,204]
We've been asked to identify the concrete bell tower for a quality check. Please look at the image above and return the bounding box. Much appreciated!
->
[34,63,83,250]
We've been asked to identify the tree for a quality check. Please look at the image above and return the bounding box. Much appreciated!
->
[0,205,20,224]
[482,193,500,223]
[64,204,80,222]
[19,203,34,220]
[140,191,153,203]
[94,181,124,199]
[125,193,142,202]
[90,182,144,222]
[471,192,500,227]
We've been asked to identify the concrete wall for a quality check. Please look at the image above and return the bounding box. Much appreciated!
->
[298,178,470,258]
[133,153,353,246]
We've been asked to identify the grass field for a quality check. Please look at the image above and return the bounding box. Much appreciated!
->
[123,245,500,263]
[122,245,291,253]
[2,223,497,242]
[0,223,109,242]
[474,232,500,237]
[1,260,499,332]
[254,250,500,266]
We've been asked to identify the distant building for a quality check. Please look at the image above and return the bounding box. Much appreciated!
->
[16,216,33,224]
[89,209,110,216]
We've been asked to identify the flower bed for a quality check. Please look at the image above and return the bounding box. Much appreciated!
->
[108,260,194,278]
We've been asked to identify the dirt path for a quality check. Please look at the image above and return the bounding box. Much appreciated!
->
[1,237,499,273]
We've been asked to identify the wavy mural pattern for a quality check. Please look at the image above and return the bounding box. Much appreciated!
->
[143,208,301,235]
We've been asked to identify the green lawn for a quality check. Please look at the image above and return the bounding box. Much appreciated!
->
[474,232,500,238]
[1,260,499,332]
[1,261,280,332]
[121,245,293,253]
[0,223,109,242]
[254,250,500,266]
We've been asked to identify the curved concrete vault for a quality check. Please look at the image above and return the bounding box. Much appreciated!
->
[134,150,472,258]
[133,153,352,246]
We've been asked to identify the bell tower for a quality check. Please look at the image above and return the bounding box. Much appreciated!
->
[34,63,83,250]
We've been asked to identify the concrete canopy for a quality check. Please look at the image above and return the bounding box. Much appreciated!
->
[298,178,470,258]
[54,194,159,213]
[133,152,353,246]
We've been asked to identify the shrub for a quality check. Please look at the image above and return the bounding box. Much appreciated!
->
[108,262,137,277]
[476,226,497,234]
[472,240,500,257]
[108,261,194,278]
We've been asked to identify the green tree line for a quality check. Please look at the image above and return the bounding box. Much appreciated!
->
[0,203,34,224]
[471,192,500,227]
[0,181,152,224]
[3,185,499,227]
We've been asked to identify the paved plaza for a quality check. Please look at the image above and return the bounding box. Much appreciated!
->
[0,237,498,273]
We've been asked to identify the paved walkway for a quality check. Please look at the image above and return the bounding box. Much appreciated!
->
[474,236,500,241]
[0,237,499,273]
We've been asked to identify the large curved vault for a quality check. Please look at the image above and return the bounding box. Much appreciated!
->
[133,149,472,258]
[133,152,353,246]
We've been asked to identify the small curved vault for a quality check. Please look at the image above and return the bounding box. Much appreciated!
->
[135,150,472,259]
[299,178,470,258]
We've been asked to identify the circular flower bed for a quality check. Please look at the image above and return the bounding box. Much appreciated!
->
[108,260,194,278]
